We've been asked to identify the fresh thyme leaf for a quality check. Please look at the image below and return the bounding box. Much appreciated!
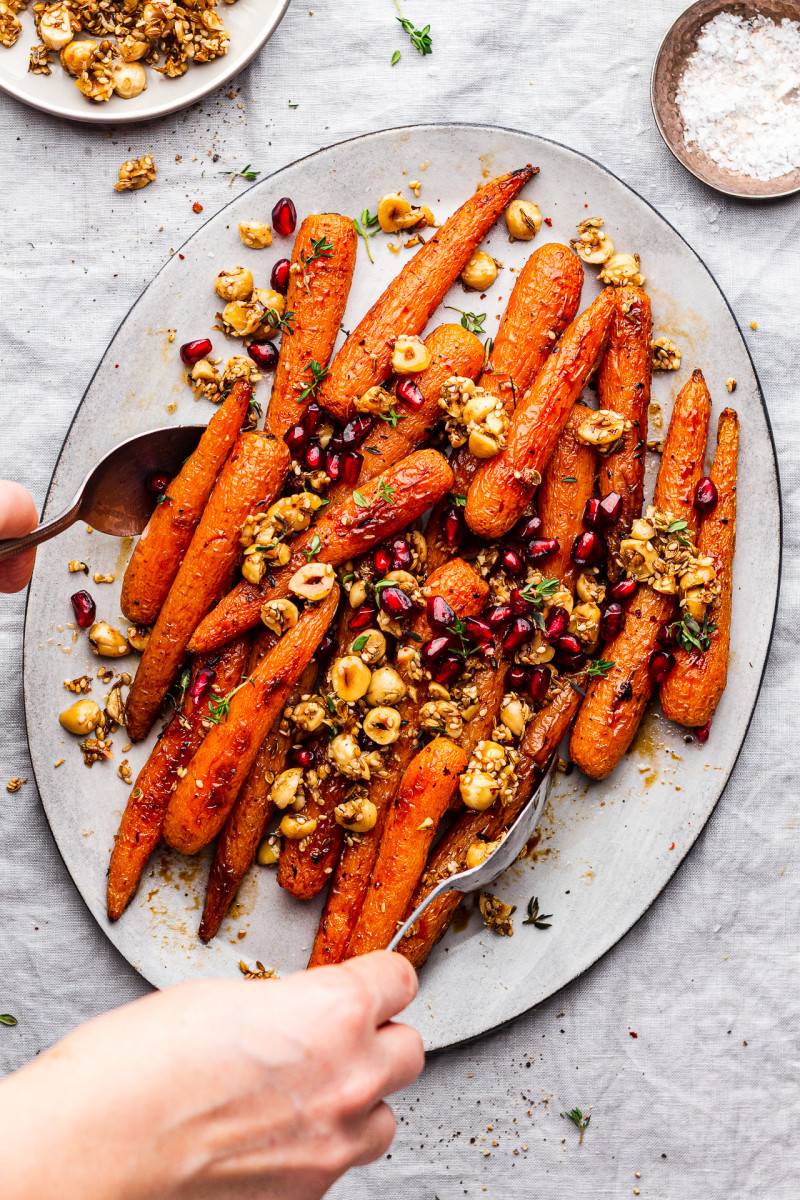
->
[482,336,494,371]
[391,49,401,65]
[351,634,369,652]
[378,407,406,428]
[297,359,329,404]
[365,446,382,456]
[561,475,577,483]
[298,236,335,294]
[518,577,560,607]
[156,492,167,505]
[378,478,397,505]
[288,101,298,108]
[586,658,615,678]
[445,307,487,334]
[260,306,296,334]
[396,10,432,55]
[566,1107,591,1144]
[0,1013,18,1026]
[667,519,688,532]
[353,491,370,508]
[304,534,322,562]
[568,678,587,697]
[223,163,261,182]
[353,208,380,264]
[671,611,717,654]
[522,895,552,929]
[207,676,255,725]
[447,492,467,508]
[325,693,338,715]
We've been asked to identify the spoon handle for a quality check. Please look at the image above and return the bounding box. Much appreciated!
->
[0,500,81,563]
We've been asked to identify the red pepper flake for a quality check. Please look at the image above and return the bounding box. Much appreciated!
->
[179,253,185,259]
[629,1031,638,1038]
[544,217,553,226]
[192,202,204,213]
[669,841,675,850]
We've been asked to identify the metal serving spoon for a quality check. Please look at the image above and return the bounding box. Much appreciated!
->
[0,425,205,563]
[387,754,558,952]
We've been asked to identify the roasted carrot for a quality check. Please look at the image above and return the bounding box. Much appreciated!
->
[661,408,739,727]
[264,215,358,438]
[120,381,252,625]
[188,448,454,654]
[198,661,317,942]
[106,636,250,922]
[308,557,488,968]
[569,370,711,779]
[596,287,652,578]
[398,678,584,970]
[346,738,467,957]
[125,432,289,741]
[163,585,339,855]
[537,403,598,592]
[326,323,484,506]
[319,167,536,420]
[465,288,616,540]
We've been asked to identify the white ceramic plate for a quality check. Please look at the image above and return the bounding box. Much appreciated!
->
[0,1,289,125]
[23,125,780,1051]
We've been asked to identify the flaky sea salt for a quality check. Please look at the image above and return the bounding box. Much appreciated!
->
[676,12,800,180]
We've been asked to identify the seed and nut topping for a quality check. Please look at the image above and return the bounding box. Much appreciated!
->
[115,155,156,192]
[478,892,515,936]
[570,217,614,264]
[440,375,509,460]
[598,252,645,288]
[575,408,631,451]
[652,337,682,371]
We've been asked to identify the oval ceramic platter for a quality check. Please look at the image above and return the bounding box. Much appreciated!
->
[0,0,289,125]
[24,125,780,1052]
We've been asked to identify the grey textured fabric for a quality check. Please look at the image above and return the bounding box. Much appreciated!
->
[1,2,798,1196]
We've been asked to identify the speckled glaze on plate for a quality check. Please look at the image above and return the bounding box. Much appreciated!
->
[23,125,780,1052]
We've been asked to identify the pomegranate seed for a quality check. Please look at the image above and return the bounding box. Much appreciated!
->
[70,591,96,628]
[508,588,532,616]
[272,197,297,237]
[317,631,335,658]
[503,617,534,653]
[326,432,344,453]
[304,442,323,470]
[325,451,342,480]
[246,341,278,371]
[464,616,493,644]
[179,337,212,366]
[599,602,625,641]
[507,664,530,693]
[582,498,602,529]
[431,653,462,687]
[543,606,570,641]
[284,424,308,455]
[694,477,719,517]
[657,622,678,649]
[696,718,712,743]
[380,586,414,620]
[526,537,559,562]
[571,530,605,566]
[422,635,457,664]
[555,633,582,659]
[486,603,513,631]
[529,665,551,706]
[597,491,623,526]
[341,414,374,448]
[649,649,675,683]
[514,515,543,541]
[270,257,291,293]
[427,595,456,632]
[339,450,363,485]
[349,603,377,631]
[442,506,463,548]
[189,665,215,708]
[290,746,313,767]
[396,378,425,410]
[301,400,324,434]
[390,537,413,571]
[609,577,637,601]
[499,547,525,578]
[559,651,587,674]
[374,547,392,574]
[148,472,169,494]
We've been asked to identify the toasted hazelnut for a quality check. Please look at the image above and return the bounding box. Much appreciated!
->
[288,697,327,733]
[365,664,407,706]
[682,588,708,621]
[60,39,97,74]
[40,3,76,51]
[391,335,431,374]
[111,59,146,99]
[59,699,103,736]
[679,563,716,591]
[88,622,130,658]
[500,695,529,739]
[460,770,500,811]
[354,385,394,415]
[506,199,542,241]
[105,684,126,726]
[269,767,305,810]
[126,624,151,652]
[466,838,502,870]
[377,192,429,233]
[280,813,318,840]
[261,598,299,636]
[461,250,498,291]
[239,220,273,249]
[570,218,615,265]
[331,655,372,704]
[598,252,645,288]
[569,602,601,649]
[351,629,387,666]
[575,572,606,606]
[214,266,254,303]
[334,795,378,833]
[256,835,281,866]
[348,579,368,609]
[361,706,402,745]
[117,32,150,62]
[468,429,501,459]
[289,562,336,602]
[328,731,361,770]
[249,288,286,341]
[462,391,496,425]
[576,409,629,448]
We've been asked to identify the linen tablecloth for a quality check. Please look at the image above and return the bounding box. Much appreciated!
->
[1,2,798,1196]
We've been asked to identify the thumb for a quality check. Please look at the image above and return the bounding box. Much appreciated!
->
[0,480,39,594]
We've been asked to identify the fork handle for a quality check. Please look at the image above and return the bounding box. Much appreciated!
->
[0,501,81,563]
[386,876,463,953]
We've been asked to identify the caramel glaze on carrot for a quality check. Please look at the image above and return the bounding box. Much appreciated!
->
[661,407,739,727]
[308,557,488,968]
[163,586,339,855]
[188,449,454,654]
[326,323,484,506]
[346,738,467,957]
[398,677,585,970]
[596,287,652,580]
[121,381,252,626]
[107,636,250,922]
[465,287,616,541]
[569,370,711,780]
[264,214,357,438]
[319,167,537,421]
[125,431,289,742]
[537,403,598,593]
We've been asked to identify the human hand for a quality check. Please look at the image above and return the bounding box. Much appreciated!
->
[0,952,423,1200]
[0,480,38,593]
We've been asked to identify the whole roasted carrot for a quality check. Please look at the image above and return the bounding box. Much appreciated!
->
[465,288,616,540]
[121,381,252,625]
[125,431,289,741]
[188,449,454,654]
[326,323,484,505]
[319,167,536,421]
[264,214,357,438]
[569,370,711,779]
[661,407,739,727]
[398,677,585,970]
[596,287,652,579]
[537,403,598,592]
[198,661,317,942]
[346,738,467,957]
[106,636,250,922]
[163,585,339,855]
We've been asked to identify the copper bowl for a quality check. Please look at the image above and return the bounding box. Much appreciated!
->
[652,0,800,198]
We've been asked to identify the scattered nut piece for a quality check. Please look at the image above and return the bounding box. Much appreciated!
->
[6,777,27,793]
[576,408,630,450]
[334,793,378,833]
[726,378,737,393]
[269,767,305,810]
[88,622,130,658]
[461,250,498,291]
[506,199,542,241]
[60,699,103,736]
[479,892,515,936]
[214,266,254,302]
[570,217,614,264]
[289,562,336,602]
[118,759,133,784]
[260,598,299,637]
[110,59,147,99]
[466,838,502,870]
[362,705,402,745]
[238,960,275,979]
[598,252,645,287]
[68,560,88,574]
[651,337,681,371]
[64,675,92,694]
[280,812,318,840]
[239,220,273,248]
[391,335,431,374]
[256,835,281,866]
[126,624,150,652]
[92,573,114,584]
[115,155,156,192]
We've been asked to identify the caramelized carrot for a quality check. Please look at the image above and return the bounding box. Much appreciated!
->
[537,403,598,592]
[264,215,357,438]
[596,287,652,579]
[465,288,616,540]
[120,381,252,625]
[569,370,711,779]
[661,408,739,727]
[346,738,467,957]
[163,586,339,855]
[188,449,454,654]
[125,432,289,741]
[319,167,536,421]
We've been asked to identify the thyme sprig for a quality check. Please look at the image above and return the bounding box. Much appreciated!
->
[566,1107,591,1144]
[298,236,334,294]
[395,1,432,55]
[297,359,329,403]
[260,306,296,335]
[446,307,487,334]
[671,610,717,653]
[207,677,255,725]
[303,534,322,562]
[0,1013,18,1026]
[378,407,406,428]
[378,478,397,505]
[223,163,261,184]
[353,208,380,263]
[666,518,690,547]
[586,658,615,678]
[522,895,552,928]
